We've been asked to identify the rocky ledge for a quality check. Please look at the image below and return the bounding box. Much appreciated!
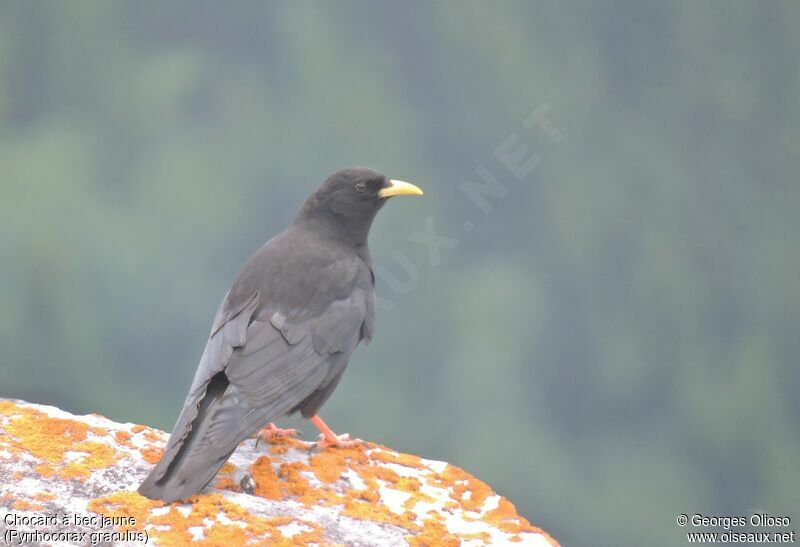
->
[0,399,557,546]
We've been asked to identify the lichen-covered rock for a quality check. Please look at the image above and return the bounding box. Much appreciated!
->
[0,399,558,546]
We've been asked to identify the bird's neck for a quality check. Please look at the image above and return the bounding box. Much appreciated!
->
[293,208,377,249]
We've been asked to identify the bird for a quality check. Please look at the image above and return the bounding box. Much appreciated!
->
[137,167,423,503]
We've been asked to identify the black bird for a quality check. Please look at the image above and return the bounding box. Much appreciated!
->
[138,167,422,502]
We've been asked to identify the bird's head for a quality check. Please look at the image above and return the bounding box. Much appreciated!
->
[295,167,423,244]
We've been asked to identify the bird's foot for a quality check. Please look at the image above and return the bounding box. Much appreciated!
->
[308,414,362,452]
[254,422,302,449]
[311,432,363,451]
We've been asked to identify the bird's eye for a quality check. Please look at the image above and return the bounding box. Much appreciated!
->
[355,182,367,193]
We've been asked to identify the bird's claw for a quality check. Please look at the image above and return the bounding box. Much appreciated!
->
[308,432,363,453]
[254,423,303,450]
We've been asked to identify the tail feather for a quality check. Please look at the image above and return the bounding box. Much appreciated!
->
[138,372,247,502]
[138,366,316,502]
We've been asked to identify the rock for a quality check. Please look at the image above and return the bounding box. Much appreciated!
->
[0,399,558,546]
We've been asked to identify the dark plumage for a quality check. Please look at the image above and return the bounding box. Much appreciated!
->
[138,167,422,502]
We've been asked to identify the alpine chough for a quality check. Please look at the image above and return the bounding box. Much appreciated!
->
[138,167,423,502]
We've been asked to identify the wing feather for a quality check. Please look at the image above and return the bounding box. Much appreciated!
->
[139,260,375,502]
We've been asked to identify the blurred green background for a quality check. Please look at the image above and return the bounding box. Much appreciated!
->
[1,2,798,545]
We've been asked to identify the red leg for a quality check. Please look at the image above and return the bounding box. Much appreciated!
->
[309,415,362,449]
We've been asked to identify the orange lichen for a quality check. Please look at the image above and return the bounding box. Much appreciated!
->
[139,445,163,464]
[483,496,559,545]
[1,400,555,545]
[239,442,546,541]
[141,429,164,444]
[348,485,381,504]
[89,425,110,437]
[432,464,492,512]
[400,478,436,511]
[59,462,90,480]
[407,518,460,547]
[13,499,44,511]
[242,443,418,534]
[368,447,424,469]
[309,445,368,483]
[340,497,421,531]
[115,430,132,445]
[462,531,494,543]
[0,400,17,413]
[4,407,90,461]
[34,463,56,477]
[248,443,429,533]
[126,424,164,445]
[60,441,119,481]
[34,492,56,501]
[269,443,290,455]
[0,402,117,481]
[88,491,325,546]
[263,435,311,456]
[265,435,308,450]
[87,491,163,533]
[214,476,240,492]
[250,456,281,500]
[370,464,402,484]
[277,461,315,502]
[80,441,117,465]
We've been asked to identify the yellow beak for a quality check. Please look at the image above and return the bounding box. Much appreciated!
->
[379,179,424,198]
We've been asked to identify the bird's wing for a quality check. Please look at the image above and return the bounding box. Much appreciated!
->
[173,289,366,457]
[140,275,371,501]
[225,286,368,410]
[156,289,260,457]
[297,281,376,417]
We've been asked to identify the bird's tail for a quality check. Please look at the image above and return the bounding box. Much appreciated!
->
[137,372,266,503]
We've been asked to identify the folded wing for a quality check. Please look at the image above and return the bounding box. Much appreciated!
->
[138,284,370,502]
